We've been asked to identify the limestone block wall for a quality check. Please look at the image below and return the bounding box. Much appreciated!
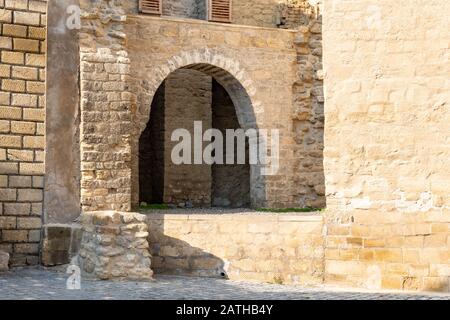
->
[164,69,213,206]
[0,0,47,266]
[147,213,324,284]
[211,80,250,208]
[78,1,134,213]
[323,1,450,292]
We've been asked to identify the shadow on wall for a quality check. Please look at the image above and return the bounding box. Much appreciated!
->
[148,217,227,278]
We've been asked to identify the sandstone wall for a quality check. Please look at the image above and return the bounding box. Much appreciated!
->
[211,79,250,208]
[139,84,165,204]
[0,0,47,266]
[147,213,324,284]
[127,16,299,209]
[323,1,450,292]
[164,69,212,206]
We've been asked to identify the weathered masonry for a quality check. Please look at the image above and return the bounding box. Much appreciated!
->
[0,0,448,292]
[0,0,46,266]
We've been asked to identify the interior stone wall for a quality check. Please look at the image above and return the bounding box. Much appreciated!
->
[163,69,213,206]
[139,84,165,205]
[211,80,250,208]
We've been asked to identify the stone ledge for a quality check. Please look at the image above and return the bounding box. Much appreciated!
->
[145,212,323,223]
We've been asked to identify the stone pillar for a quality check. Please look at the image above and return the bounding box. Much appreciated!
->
[78,1,134,212]
[77,211,153,280]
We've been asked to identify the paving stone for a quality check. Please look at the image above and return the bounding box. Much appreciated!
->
[0,268,448,300]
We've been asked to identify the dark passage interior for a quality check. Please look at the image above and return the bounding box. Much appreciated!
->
[138,70,250,208]
[211,80,250,207]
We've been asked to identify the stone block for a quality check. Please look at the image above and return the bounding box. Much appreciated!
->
[0,251,9,271]
[41,225,75,266]
[77,211,153,281]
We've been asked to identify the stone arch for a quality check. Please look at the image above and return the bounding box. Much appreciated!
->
[132,50,266,209]
[136,49,263,134]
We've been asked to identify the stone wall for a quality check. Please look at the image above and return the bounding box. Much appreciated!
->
[126,15,299,209]
[162,0,206,20]
[323,1,450,292]
[233,0,313,29]
[163,69,213,206]
[139,84,165,204]
[147,213,324,284]
[291,15,324,208]
[0,0,47,266]
[211,80,250,208]
[78,1,133,212]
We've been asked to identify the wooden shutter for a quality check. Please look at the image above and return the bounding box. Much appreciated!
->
[139,0,162,15]
[208,0,232,23]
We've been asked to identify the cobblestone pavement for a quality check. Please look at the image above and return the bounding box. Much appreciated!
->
[0,268,449,300]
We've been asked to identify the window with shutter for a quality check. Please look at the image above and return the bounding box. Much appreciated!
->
[208,0,232,23]
[139,0,162,15]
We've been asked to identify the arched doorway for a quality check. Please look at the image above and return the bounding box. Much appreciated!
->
[138,67,253,208]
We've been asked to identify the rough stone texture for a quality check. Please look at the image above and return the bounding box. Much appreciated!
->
[78,1,132,212]
[233,0,313,29]
[147,213,324,285]
[0,0,47,266]
[275,0,315,29]
[77,211,153,280]
[0,251,9,271]
[291,15,325,208]
[323,1,450,292]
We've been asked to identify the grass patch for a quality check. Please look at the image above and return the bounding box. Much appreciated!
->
[139,203,171,210]
[256,207,323,213]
